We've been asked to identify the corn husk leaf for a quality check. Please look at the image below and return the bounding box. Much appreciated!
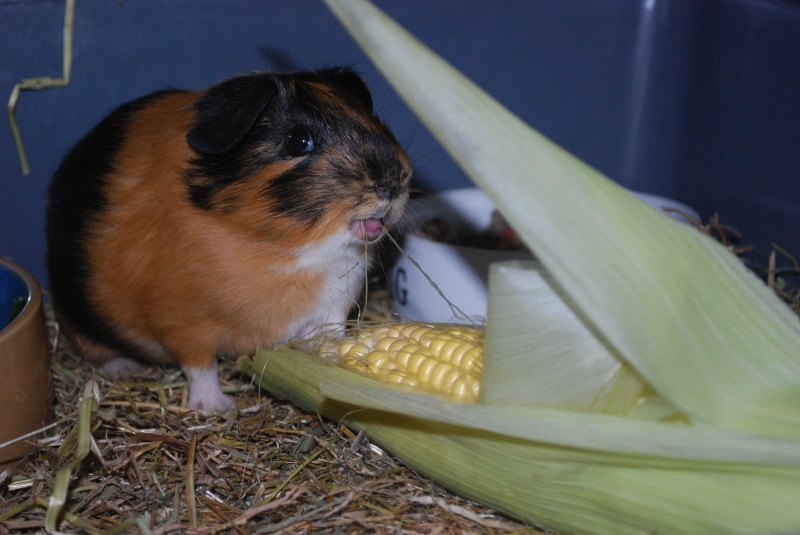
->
[481,259,655,415]
[247,347,800,535]
[241,1,800,533]
[318,379,800,464]
[323,0,800,440]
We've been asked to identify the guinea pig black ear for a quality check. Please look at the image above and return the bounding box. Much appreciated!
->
[187,73,277,155]
[321,67,374,115]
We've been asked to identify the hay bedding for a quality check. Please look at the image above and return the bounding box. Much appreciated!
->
[0,285,539,535]
[3,221,798,535]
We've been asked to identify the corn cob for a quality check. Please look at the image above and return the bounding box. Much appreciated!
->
[320,323,483,402]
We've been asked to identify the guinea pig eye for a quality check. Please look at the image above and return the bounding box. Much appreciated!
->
[285,126,315,156]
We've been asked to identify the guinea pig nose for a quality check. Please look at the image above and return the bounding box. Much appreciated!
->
[374,184,392,200]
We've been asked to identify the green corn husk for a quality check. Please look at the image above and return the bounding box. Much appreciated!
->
[322,0,800,440]
[480,260,656,416]
[247,347,800,535]
[243,0,800,533]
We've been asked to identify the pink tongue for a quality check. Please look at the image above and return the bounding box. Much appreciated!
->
[351,218,383,241]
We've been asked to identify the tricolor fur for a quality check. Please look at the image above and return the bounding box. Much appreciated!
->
[47,68,412,412]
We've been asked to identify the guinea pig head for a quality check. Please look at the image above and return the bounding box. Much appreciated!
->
[185,67,413,247]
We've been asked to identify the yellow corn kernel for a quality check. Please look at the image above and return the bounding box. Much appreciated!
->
[416,356,439,379]
[400,324,424,338]
[342,356,365,372]
[365,349,395,372]
[392,348,412,368]
[425,335,452,354]
[388,338,411,354]
[374,336,394,351]
[427,361,454,387]
[326,323,484,402]
[337,339,359,357]
[405,352,429,374]
[347,342,371,357]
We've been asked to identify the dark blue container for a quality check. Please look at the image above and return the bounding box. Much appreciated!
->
[0,258,51,472]
[0,262,30,330]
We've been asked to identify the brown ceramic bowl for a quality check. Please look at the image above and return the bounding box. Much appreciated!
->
[0,258,51,472]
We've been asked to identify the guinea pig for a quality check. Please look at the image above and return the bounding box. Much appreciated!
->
[46,67,412,413]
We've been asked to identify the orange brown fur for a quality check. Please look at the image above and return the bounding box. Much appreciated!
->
[47,68,412,411]
[85,93,344,367]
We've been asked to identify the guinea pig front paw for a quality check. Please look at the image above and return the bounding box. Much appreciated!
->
[182,363,237,414]
[187,391,236,414]
[102,356,145,380]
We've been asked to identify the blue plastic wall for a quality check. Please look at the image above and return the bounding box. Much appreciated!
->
[677,0,800,263]
[1,0,799,287]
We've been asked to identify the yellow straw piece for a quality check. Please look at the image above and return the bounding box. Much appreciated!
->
[7,0,75,176]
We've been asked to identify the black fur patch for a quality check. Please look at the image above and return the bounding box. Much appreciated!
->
[295,66,374,115]
[47,90,181,357]
[186,67,407,231]
[364,143,409,199]
[187,69,369,214]
[186,144,280,211]
[185,73,283,211]
[259,159,326,222]
[187,72,277,155]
